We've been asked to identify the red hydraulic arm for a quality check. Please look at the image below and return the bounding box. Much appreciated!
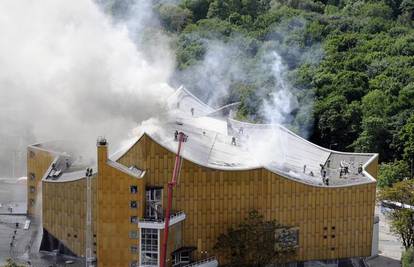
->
[160,132,187,267]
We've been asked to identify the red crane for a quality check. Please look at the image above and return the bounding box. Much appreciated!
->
[160,131,187,267]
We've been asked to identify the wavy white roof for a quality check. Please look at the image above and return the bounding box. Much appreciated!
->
[31,86,377,187]
[130,87,377,187]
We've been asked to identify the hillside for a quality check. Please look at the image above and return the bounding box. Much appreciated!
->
[108,0,414,187]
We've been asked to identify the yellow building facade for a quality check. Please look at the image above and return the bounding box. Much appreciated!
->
[26,87,378,267]
[27,134,377,267]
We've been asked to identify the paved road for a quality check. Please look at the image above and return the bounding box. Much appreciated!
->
[0,215,26,265]
[365,206,404,267]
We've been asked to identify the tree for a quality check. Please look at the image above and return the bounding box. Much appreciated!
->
[207,0,232,19]
[158,4,193,32]
[182,0,211,21]
[1,259,25,267]
[312,95,362,151]
[399,114,414,167]
[400,0,414,22]
[377,160,411,188]
[402,247,414,267]
[214,210,297,267]
[352,116,391,159]
[351,89,394,157]
[398,83,414,109]
[361,90,388,118]
[379,179,414,249]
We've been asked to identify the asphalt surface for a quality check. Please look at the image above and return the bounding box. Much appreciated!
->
[0,178,84,266]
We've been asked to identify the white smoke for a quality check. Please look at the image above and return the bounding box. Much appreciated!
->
[176,38,307,126]
[0,0,175,171]
[170,19,322,170]
[261,51,298,125]
[174,18,322,137]
[176,39,246,108]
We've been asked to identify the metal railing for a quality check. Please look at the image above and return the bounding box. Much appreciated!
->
[183,257,217,267]
[138,211,185,223]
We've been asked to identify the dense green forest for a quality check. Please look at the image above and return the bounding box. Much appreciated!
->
[110,0,414,187]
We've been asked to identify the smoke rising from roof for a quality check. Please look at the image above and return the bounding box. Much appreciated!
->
[169,17,322,171]
[0,0,174,175]
[173,22,321,137]
[261,51,299,125]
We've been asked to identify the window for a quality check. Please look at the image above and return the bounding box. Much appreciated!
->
[141,228,159,266]
[332,226,336,230]
[30,186,35,193]
[147,188,162,201]
[142,253,158,265]
[331,247,335,251]
[172,251,191,266]
[129,230,139,239]
[146,188,162,219]
[29,172,35,180]
[142,229,158,251]
[130,216,138,224]
[130,185,138,194]
[130,201,138,209]
[181,253,190,262]
[131,245,138,254]
[331,235,336,238]
[74,234,77,238]
[323,235,327,239]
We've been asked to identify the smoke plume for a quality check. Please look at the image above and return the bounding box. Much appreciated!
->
[174,17,322,137]
[0,0,174,176]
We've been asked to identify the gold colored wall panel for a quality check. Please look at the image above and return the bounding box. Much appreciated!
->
[27,147,54,216]
[96,144,145,267]
[32,134,378,266]
[366,156,378,180]
[28,146,98,257]
[118,134,377,264]
[42,178,94,256]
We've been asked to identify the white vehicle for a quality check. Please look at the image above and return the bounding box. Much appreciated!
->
[23,219,31,230]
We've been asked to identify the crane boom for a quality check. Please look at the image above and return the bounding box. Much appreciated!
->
[160,132,186,267]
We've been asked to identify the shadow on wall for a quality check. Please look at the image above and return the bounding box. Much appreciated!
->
[40,228,77,257]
